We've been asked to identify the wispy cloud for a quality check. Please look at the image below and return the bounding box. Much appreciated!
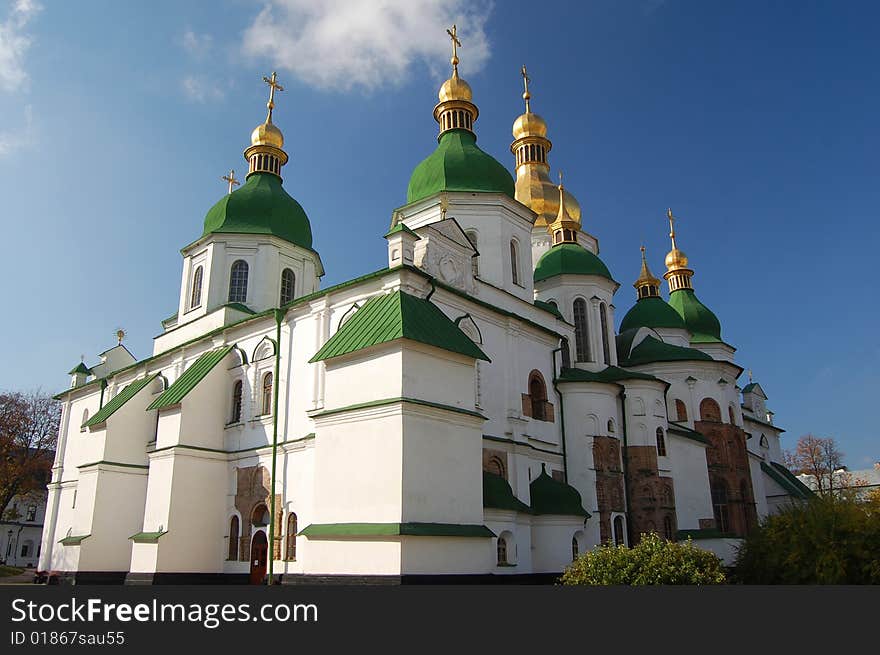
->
[241,0,492,92]
[0,0,42,92]
[0,103,34,156]
[181,75,225,104]
[181,29,213,59]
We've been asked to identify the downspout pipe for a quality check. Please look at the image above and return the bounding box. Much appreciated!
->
[551,344,568,484]
[618,387,634,547]
[267,308,283,585]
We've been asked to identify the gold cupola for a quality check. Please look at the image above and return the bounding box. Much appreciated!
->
[244,71,290,178]
[663,208,694,291]
[546,173,580,245]
[634,246,661,298]
[511,66,581,230]
[433,25,479,136]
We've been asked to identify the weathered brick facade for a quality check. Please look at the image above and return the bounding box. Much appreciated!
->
[623,445,677,543]
[234,465,283,561]
[593,435,626,544]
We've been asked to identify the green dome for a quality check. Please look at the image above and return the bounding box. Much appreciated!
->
[534,243,613,283]
[483,472,531,513]
[668,289,722,342]
[203,172,312,249]
[619,296,687,333]
[529,466,590,517]
[406,129,515,204]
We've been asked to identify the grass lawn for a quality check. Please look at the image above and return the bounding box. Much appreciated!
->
[0,565,25,577]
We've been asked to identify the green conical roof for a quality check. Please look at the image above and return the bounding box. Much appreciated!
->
[619,296,687,333]
[668,289,722,342]
[406,129,514,204]
[534,243,613,283]
[529,465,590,517]
[68,362,91,375]
[203,172,312,249]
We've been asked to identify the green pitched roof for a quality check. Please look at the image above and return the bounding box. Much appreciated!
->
[68,362,91,375]
[533,243,614,283]
[534,299,564,320]
[619,334,714,367]
[761,461,813,499]
[147,346,233,410]
[667,422,711,445]
[310,290,490,363]
[85,374,159,427]
[619,296,687,333]
[529,466,591,517]
[406,129,515,204]
[483,472,531,513]
[556,366,663,385]
[384,223,420,239]
[668,288,722,342]
[202,172,313,249]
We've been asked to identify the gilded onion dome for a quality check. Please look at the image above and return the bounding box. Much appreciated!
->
[244,71,289,177]
[619,246,687,333]
[635,246,661,298]
[663,208,693,292]
[511,66,580,229]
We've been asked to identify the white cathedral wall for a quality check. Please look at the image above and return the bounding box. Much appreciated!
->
[484,510,533,573]
[400,536,493,575]
[304,539,402,576]
[531,516,586,573]
[666,435,712,530]
[748,454,770,520]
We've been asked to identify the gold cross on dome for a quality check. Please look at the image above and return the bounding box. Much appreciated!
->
[447,24,461,69]
[667,207,678,247]
[222,169,240,194]
[521,65,531,111]
[262,71,284,121]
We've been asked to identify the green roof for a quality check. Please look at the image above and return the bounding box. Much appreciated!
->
[556,366,663,385]
[223,302,256,315]
[59,534,90,546]
[618,333,714,367]
[619,296,687,333]
[147,346,233,410]
[483,472,531,513]
[762,461,814,499]
[668,288,722,342]
[85,374,158,427]
[129,530,167,543]
[406,129,515,204]
[529,466,591,517]
[68,362,91,375]
[534,299,564,320]
[202,172,313,249]
[533,243,614,283]
[299,522,495,538]
[310,290,489,363]
[667,422,711,445]
[384,223,420,239]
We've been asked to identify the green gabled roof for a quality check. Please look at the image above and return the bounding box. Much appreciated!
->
[147,346,233,410]
[533,242,614,283]
[668,288,722,342]
[761,462,812,499]
[667,422,711,445]
[556,366,664,385]
[620,334,714,367]
[223,302,256,315]
[202,172,313,249]
[68,362,92,375]
[309,290,489,363]
[534,299,564,320]
[85,374,159,427]
[407,129,515,204]
[384,223,420,239]
[299,522,495,538]
[483,472,531,513]
[770,462,815,498]
[529,466,591,517]
[619,296,687,333]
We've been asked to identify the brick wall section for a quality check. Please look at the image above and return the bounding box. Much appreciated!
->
[624,445,677,543]
[593,436,626,544]
[234,466,283,562]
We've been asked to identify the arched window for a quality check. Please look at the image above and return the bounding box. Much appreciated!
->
[607,418,615,434]
[497,535,508,565]
[759,434,769,448]
[510,240,520,286]
[656,427,667,456]
[528,371,547,421]
[599,302,611,364]
[613,515,626,546]
[261,372,273,416]
[560,337,571,369]
[573,298,591,362]
[280,268,295,305]
[228,516,239,561]
[228,260,249,303]
[663,515,674,541]
[285,513,297,560]
[486,456,505,478]
[80,409,89,432]
[571,536,579,561]
[700,398,722,422]
[728,405,736,425]
[190,265,203,309]
[466,231,479,276]
[230,380,243,423]
[675,399,688,422]
[711,479,730,533]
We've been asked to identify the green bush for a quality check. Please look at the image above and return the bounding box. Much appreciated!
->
[560,532,727,585]
[734,496,880,584]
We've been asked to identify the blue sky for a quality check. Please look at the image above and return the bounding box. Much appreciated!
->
[0,0,876,467]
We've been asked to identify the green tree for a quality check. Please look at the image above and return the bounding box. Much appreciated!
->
[560,532,727,585]
[733,496,880,584]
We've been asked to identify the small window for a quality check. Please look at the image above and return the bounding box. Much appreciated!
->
[261,372,273,416]
[80,409,89,432]
[280,268,295,305]
[228,260,249,303]
[656,427,667,457]
[711,479,730,533]
[230,380,243,424]
[228,516,239,561]
[286,512,298,560]
[26,506,36,522]
[486,456,505,478]
[560,337,571,369]
[700,398,722,422]
[571,536,579,561]
[759,434,769,448]
[607,419,615,434]
[613,515,626,546]
[510,240,520,286]
[675,399,688,422]
[466,231,479,277]
[663,515,674,541]
[190,265,203,309]
[528,371,548,421]
[497,536,508,565]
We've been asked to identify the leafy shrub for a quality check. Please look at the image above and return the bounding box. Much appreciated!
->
[560,532,727,585]
[734,496,880,584]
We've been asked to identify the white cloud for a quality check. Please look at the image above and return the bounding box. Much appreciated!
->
[181,29,213,59]
[0,103,34,156]
[0,0,42,92]
[241,0,492,92]
[181,75,225,103]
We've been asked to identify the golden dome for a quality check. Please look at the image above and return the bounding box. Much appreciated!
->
[518,171,582,229]
[512,111,547,140]
[251,120,284,149]
[438,71,473,103]
[636,246,661,289]
[664,247,688,270]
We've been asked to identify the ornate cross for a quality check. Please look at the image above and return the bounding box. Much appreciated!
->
[521,65,531,112]
[262,71,284,121]
[667,207,677,247]
[222,169,240,194]
[446,24,461,70]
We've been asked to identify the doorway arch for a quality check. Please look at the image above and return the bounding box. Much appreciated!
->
[249,530,268,585]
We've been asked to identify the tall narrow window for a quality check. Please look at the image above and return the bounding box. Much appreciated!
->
[675,399,688,422]
[228,516,239,560]
[497,536,508,565]
[600,302,611,364]
[80,409,89,432]
[190,265,203,309]
[571,536,579,560]
[228,260,249,303]
[466,231,479,276]
[728,405,736,425]
[286,513,297,560]
[613,516,626,546]
[280,268,295,305]
[529,371,547,421]
[230,380,243,423]
[663,515,674,540]
[261,373,273,416]
[711,479,730,533]
[560,337,571,369]
[573,299,591,362]
[656,427,667,457]
[510,240,520,286]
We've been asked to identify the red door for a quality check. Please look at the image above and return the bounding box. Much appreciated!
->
[249,531,268,585]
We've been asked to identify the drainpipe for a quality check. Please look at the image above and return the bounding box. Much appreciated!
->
[551,344,568,484]
[618,387,634,547]
[267,308,283,586]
